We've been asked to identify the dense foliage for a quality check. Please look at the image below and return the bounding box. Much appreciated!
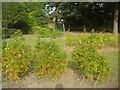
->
[2,27,118,83]
[34,40,67,79]
[72,41,111,82]
[2,31,32,81]
[67,32,118,82]
[47,2,120,33]
[2,27,18,38]
[2,2,49,37]
[66,32,118,49]
[72,44,110,82]
[31,26,63,39]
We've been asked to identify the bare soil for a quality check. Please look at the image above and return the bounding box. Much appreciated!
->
[98,47,119,52]
[2,68,118,88]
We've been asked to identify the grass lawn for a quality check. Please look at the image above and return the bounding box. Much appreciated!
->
[100,50,119,78]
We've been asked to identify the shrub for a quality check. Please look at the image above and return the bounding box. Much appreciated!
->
[37,27,53,38]
[50,30,63,39]
[29,26,49,34]
[2,27,18,38]
[86,33,118,49]
[66,33,79,46]
[82,33,105,49]
[100,33,118,48]
[2,31,32,81]
[34,40,67,79]
[30,26,63,39]
[72,44,110,82]
[66,33,92,47]
[66,32,118,49]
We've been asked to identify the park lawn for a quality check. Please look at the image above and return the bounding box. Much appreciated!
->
[23,34,38,55]
[100,50,119,78]
[24,34,38,48]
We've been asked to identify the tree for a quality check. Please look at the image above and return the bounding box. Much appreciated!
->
[103,2,119,34]
[113,3,119,34]
[2,2,49,34]
[47,2,104,31]
[47,2,119,33]
[46,2,64,29]
[2,2,27,28]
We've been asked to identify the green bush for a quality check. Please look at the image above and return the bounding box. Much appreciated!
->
[66,33,95,47]
[86,33,118,49]
[50,30,63,39]
[30,26,63,39]
[2,31,32,81]
[34,40,67,79]
[72,44,110,82]
[66,32,118,49]
[2,27,18,38]
[100,33,118,48]
[66,33,80,46]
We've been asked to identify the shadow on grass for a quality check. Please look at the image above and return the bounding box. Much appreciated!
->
[67,60,86,80]
[67,60,76,69]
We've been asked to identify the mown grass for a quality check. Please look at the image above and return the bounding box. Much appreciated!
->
[100,50,119,78]
[24,34,38,54]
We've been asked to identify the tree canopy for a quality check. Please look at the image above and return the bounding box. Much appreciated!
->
[47,2,119,33]
[2,2,49,34]
[2,2,120,35]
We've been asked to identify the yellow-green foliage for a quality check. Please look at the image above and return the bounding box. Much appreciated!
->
[86,33,118,49]
[66,33,81,46]
[34,40,67,79]
[72,44,110,82]
[66,32,118,49]
[30,26,63,39]
[2,27,18,38]
[2,31,32,80]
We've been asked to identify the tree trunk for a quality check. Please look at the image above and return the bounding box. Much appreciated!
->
[68,25,70,31]
[83,25,86,32]
[55,16,58,30]
[113,3,119,34]
[63,23,65,31]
